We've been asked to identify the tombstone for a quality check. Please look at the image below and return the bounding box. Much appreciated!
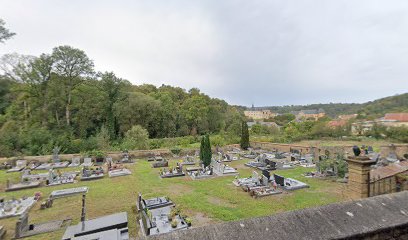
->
[69,157,81,167]
[52,146,60,163]
[262,170,270,180]
[367,146,374,153]
[274,174,285,186]
[81,158,93,167]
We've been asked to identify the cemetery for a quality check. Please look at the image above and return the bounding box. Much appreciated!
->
[180,155,195,165]
[0,142,395,239]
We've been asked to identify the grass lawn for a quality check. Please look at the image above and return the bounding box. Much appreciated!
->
[0,158,347,239]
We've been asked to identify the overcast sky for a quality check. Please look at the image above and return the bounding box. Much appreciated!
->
[1,0,408,106]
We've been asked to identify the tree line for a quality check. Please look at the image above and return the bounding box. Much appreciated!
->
[0,46,243,157]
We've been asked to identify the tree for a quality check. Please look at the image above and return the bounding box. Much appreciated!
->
[240,121,249,150]
[122,125,149,150]
[99,72,127,139]
[201,134,212,167]
[52,45,94,126]
[0,19,15,43]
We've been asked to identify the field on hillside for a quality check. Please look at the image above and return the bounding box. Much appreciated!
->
[0,157,347,239]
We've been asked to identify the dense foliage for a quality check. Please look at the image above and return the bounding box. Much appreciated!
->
[0,46,243,157]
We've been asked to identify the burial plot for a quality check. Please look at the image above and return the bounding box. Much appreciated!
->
[62,212,129,240]
[273,174,309,191]
[120,150,134,163]
[50,187,89,199]
[160,163,185,178]
[69,157,81,167]
[212,159,238,176]
[5,178,41,192]
[152,159,168,168]
[80,166,104,181]
[181,155,195,165]
[21,169,49,182]
[107,160,131,178]
[27,160,41,170]
[81,157,93,167]
[0,196,37,219]
[137,193,189,236]
[14,213,71,239]
[188,165,214,180]
[47,169,77,186]
[7,160,26,173]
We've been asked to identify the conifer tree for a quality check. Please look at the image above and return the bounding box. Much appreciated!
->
[202,134,212,167]
[240,121,250,150]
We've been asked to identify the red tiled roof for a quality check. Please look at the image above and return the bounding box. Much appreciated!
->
[370,161,408,181]
[327,120,347,127]
[384,113,408,122]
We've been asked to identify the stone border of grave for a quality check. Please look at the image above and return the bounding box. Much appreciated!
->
[14,213,72,239]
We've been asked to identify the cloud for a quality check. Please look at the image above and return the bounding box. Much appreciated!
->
[1,0,408,106]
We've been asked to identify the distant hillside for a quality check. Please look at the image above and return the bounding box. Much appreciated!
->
[251,93,408,118]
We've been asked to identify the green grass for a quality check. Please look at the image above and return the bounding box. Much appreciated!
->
[0,158,346,239]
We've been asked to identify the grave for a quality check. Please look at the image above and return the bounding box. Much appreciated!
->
[27,160,41,170]
[80,166,104,181]
[233,171,261,187]
[62,212,128,240]
[5,178,41,192]
[245,154,277,171]
[107,159,132,178]
[188,165,214,180]
[81,157,93,167]
[275,161,294,170]
[36,161,69,170]
[50,187,89,199]
[211,159,238,176]
[152,159,168,168]
[160,163,185,178]
[14,213,71,239]
[242,150,257,159]
[137,193,189,236]
[47,169,77,186]
[0,196,37,219]
[181,155,195,165]
[21,169,49,182]
[120,150,133,163]
[273,174,309,191]
[6,160,27,173]
[69,157,81,167]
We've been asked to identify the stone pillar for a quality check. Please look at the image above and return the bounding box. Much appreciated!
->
[346,156,376,199]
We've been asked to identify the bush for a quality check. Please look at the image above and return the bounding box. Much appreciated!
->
[122,125,149,150]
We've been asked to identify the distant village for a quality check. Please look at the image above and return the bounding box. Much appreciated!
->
[244,106,408,135]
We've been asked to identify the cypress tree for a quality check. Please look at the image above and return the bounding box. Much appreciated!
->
[240,121,249,150]
[203,134,212,167]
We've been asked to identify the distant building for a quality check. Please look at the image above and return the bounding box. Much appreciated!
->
[351,113,408,135]
[247,121,280,128]
[327,119,347,128]
[291,109,325,121]
[244,109,276,120]
[338,114,358,120]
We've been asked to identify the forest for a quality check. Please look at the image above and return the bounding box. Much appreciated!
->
[0,46,244,157]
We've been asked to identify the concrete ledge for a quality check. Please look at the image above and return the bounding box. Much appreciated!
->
[144,191,408,240]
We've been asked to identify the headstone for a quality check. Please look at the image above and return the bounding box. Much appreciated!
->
[52,146,60,163]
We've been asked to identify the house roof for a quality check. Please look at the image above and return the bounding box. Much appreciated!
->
[370,160,408,181]
[144,191,408,240]
[327,120,347,127]
[384,113,408,122]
